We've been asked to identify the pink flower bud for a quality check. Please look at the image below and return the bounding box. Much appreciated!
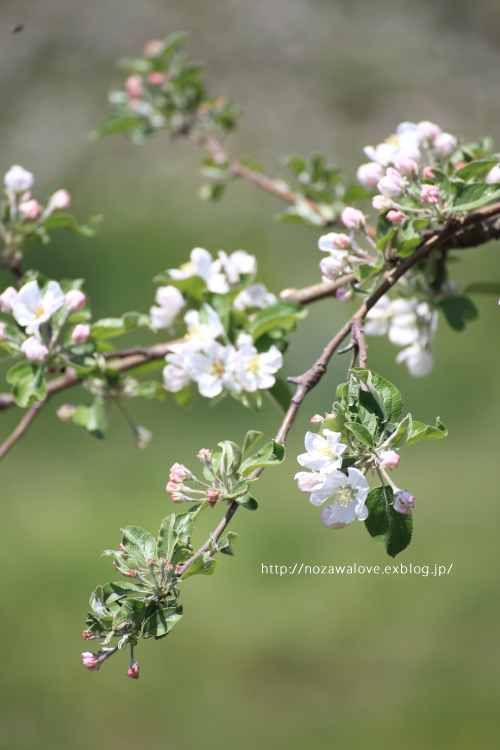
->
[125,75,143,99]
[416,120,442,144]
[120,543,127,553]
[0,322,6,341]
[143,39,165,57]
[318,232,351,251]
[207,490,219,508]
[420,184,440,205]
[56,403,77,421]
[166,481,182,494]
[4,165,34,192]
[434,132,457,158]
[386,210,405,223]
[379,450,401,468]
[148,72,167,85]
[126,660,140,680]
[71,324,91,344]
[197,448,212,461]
[356,162,384,190]
[335,286,352,302]
[310,414,323,423]
[126,569,137,577]
[377,168,404,199]
[82,630,94,640]
[82,652,101,671]
[485,164,500,185]
[295,471,323,494]
[320,255,343,282]
[0,286,18,313]
[21,336,49,362]
[393,490,415,514]
[48,189,71,210]
[169,462,190,481]
[19,199,41,220]
[372,195,392,212]
[341,207,365,228]
[394,157,418,177]
[170,492,184,502]
[422,166,435,180]
[65,289,86,311]
[455,162,466,170]
[147,558,156,565]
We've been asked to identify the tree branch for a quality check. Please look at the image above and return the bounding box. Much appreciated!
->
[0,401,44,462]
[279,275,357,305]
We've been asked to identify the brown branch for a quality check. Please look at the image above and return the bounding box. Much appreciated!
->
[279,275,357,305]
[0,401,44,462]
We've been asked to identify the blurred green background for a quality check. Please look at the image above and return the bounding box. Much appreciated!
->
[1,1,500,748]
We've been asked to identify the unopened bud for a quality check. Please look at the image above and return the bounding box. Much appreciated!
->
[19,199,41,220]
[0,322,7,341]
[386,210,405,223]
[126,569,137,577]
[372,194,392,212]
[48,189,71,211]
[207,489,219,507]
[394,157,418,177]
[434,132,457,158]
[422,166,435,179]
[125,74,143,99]
[420,184,440,205]
[120,543,127,553]
[148,72,167,85]
[126,660,140,680]
[132,425,152,450]
[356,162,384,190]
[341,207,365,228]
[56,403,77,421]
[82,629,95,640]
[4,165,34,192]
[143,39,165,57]
[21,336,49,362]
[169,462,190,481]
[71,323,91,344]
[379,450,401,469]
[196,448,212,461]
[0,286,18,313]
[310,414,323,423]
[65,289,86,311]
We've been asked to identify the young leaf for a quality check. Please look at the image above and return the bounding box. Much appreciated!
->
[345,422,374,447]
[157,514,176,561]
[364,485,412,557]
[121,525,157,566]
[382,414,413,450]
[243,430,263,457]
[406,418,447,447]
[141,603,183,639]
[437,295,478,331]
[219,440,242,479]
[248,301,307,341]
[240,440,285,476]
[180,552,218,579]
[219,531,238,556]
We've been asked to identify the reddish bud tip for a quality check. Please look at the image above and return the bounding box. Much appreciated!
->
[127,569,137,577]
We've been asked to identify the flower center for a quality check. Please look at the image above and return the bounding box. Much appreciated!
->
[33,304,45,319]
[333,484,356,508]
[318,446,333,457]
[208,360,226,378]
[247,355,260,375]
[179,261,195,276]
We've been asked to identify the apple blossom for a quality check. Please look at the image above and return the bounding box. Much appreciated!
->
[387,210,405,223]
[65,289,86,311]
[234,333,283,392]
[125,74,143,99]
[82,652,101,672]
[297,430,347,474]
[232,283,277,311]
[150,285,185,329]
[394,157,418,177]
[143,39,165,56]
[377,168,404,199]
[341,207,365,228]
[48,189,71,210]
[4,165,34,192]
[169,247,229,294]
[11,280,65,334]
[170,304,224,353]
[186,341,240,398]
[295,471,325,494]
[364,295,392,336]
[434,132,458,158]
[363,142,399,167]
[71,324,91,343]
[485,164,500,184]
[148,72,167,85]
[422,166,435,179]
[318,232,351,251]
[396,344,434,377]
[20,336,49,361]
[393,490,415,514]
[0,286,18,313]
[316,468,369,523]
[162,353,192,392]
[319,254,344,281]
[416,120,442,144]
[356,162,384,190]
[420,184,440,204]
[379,450,400,469]
[372,194,392,212]
[217,250,257,285]
[19,199,41,220]
[169,463,190,482]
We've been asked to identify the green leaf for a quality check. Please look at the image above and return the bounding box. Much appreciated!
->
[141,603,183,639]
[242,430,263,457]
[101,582,147,605]
[240,440,285,476]
[91,312,151,339]
[90,587,112,619]
[350,369,403,424]
[383,414,413,450]
[157,514,176,561]
[227,478,249,499]
[134,380,166,400]
[121,525,157,566]
[90,115,146,140]
[7,361,34,385]
[12,366,46,408]
[219,531,238,556]
[180,552,218,579]
[455,159,500,181]
[437,295,478,331]
[152,272,206,300]
[345,422,374,447]
[406,418,447,447]
[248,301,307,341]
[41,212,102,238]
[71,398,106,439]
[364,486,412,557]
[219,440,242,479]
[234,493,258,510]
[463,282,500,295]
[453,183,500,211]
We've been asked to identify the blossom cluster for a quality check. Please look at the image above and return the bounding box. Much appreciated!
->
[3,164,71,223]
[365,295,438,377]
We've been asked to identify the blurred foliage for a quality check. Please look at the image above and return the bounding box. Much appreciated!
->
[0,1,500,749]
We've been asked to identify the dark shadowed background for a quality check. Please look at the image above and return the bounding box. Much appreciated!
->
[1,1,499,749]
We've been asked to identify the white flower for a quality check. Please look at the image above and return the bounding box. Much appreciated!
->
[318,232,351,251]
[187,341,240,398]
[48,189,71,211]
[234,333,283,392]
[485,164,500,185]
[364,123,422,167]
[365,295,392,336]
[416,121,442,145]
[163,353,192,392]
[297,429,347,474]
[170,304,224,353]
[393,489,415,514]
[232,283,277,311]
[21,336,49,362]
[150,286,185,329]
[169,248,229,294]
[356,162,384,190]
[4,165,34,192]
[320,253,346,281]
[294,471,325,494]
[396,344,434,377]
[434,133,457,158]
[217,250,257,285]
[11,280,65,334]
[388,298,420,346]
[317,468,369,525]
[364,142,399,167]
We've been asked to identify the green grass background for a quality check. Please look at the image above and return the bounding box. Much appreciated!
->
[0,1,499,748]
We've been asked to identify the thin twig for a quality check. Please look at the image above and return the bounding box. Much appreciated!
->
[0,401,45,462]
[279,275,357,305]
